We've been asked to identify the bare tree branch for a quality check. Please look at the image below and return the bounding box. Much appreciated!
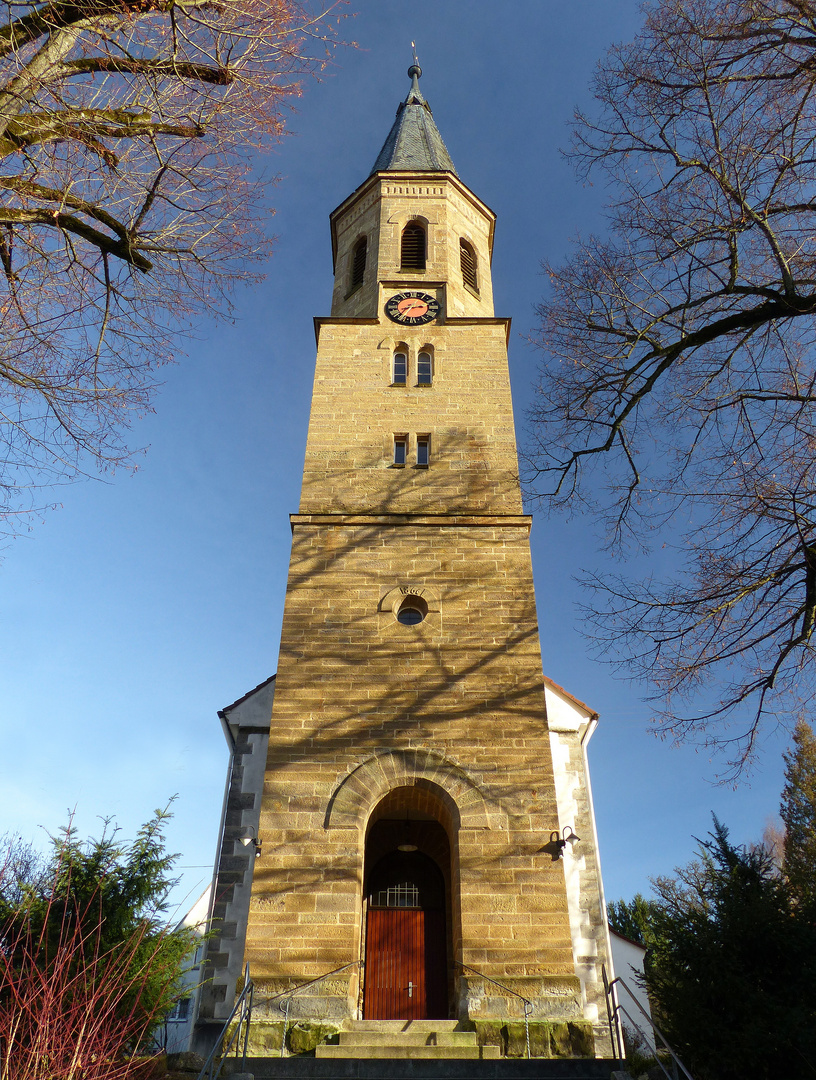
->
[0,0,346,538]
[527,0,816,771]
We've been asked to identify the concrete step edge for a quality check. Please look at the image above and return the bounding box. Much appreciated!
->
[337,1033,478,1047]
[316,1046,488,1060]
[237,1057,622,1078]
[343,1020,461,1032]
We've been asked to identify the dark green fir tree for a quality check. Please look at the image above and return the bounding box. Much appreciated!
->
[781,718,816,911]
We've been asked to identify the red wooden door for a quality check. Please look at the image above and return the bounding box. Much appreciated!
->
[364,906,447,1019]
[365,907,424,1020]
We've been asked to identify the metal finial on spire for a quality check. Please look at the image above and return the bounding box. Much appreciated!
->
[408,41,421,80]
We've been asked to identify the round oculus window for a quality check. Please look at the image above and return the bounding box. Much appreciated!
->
[396,595,428,625]
[397,605,424,625]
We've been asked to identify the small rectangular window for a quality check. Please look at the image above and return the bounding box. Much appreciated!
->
[393,352,407,385]
[168,997,191,1022]
[394,436,407,466]
[417,352,432,385]
[416,436,430,467]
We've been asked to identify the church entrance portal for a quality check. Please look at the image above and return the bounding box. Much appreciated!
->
[363,810,452,1020]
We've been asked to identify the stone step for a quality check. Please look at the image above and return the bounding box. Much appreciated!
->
[343,1020,462,1033]
[316,1045,502,1060]
[237,1058,623,1078]
[335,1032,478,1048]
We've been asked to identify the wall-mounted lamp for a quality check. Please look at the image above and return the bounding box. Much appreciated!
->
[551,826,581,860]
[238,827,263,859]
[398,816,418,853]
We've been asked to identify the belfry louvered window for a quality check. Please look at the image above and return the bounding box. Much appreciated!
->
[401,222,426,270]
[350,236,367,291]
[460,239,478,292]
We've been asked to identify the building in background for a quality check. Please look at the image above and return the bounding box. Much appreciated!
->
[159,887,210,1055]
[608,928,655,1053]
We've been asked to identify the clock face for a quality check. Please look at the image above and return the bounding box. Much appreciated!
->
[385,291,440,326]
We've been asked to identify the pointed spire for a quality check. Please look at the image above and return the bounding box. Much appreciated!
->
[370,58,457,176]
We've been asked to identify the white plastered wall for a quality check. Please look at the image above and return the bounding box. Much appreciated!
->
[545,682,614,1051]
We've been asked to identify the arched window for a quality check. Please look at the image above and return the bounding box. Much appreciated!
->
[401,221,426,270]
[393,348,408,385]
[460,238,478,292]
[350,236,367,292]
[417,349,433,386]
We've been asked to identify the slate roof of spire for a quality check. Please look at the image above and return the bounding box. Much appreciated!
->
[370,65,457,176]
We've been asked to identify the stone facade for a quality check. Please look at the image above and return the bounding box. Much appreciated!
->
[240,77,613,1057]
[329,173,495,322]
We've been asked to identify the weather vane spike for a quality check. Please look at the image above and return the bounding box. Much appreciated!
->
[409,41,421,80]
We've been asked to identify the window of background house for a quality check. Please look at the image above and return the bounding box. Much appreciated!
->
[167,997,191,1022]
[416,436,430,467]
[401,221,426,270]
[394,436,407,466]
[460,238,478,292]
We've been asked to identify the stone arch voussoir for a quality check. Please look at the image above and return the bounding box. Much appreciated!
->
[324,749,499,831]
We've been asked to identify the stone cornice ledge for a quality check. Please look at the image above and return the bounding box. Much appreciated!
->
[290,513,532,530]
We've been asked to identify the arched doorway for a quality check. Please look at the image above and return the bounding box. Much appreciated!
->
[362,789,454,1020]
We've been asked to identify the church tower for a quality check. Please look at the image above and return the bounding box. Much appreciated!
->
[238,66,613,1058]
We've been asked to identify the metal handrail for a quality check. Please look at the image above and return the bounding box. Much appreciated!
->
[260,960,363,1058]
[454,960,533,1059]
[196,964,254,1080]
[601,964,623,1062]
[606,975,695,1080]
[616,1003,679,1080]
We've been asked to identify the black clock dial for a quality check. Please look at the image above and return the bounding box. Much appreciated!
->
[384,291,440,326]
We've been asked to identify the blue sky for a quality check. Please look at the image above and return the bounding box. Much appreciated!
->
[0,2,790,914]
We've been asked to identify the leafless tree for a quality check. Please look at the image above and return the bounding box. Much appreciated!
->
[0,831,46,906]
[0,0,343,534]
[528,0,816,771]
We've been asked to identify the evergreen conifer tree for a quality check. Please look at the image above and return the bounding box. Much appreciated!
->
[781,719,816,910]
[606,893,659,946]
[643,819,816,1080]
[0,807,198,1078]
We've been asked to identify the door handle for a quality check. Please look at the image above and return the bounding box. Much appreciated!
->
[407,981,414,998]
